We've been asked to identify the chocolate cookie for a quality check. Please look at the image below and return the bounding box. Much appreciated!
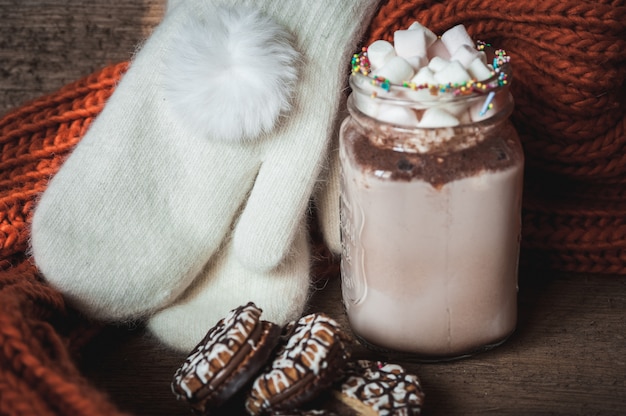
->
[269,410,338,416]
[245,313,351,415]
[333,360,425,415]
[171,302,282,414]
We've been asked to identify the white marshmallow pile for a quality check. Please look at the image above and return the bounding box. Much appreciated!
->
[353,22,508,128]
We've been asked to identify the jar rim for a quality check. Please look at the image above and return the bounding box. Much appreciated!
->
[350,46,512,108]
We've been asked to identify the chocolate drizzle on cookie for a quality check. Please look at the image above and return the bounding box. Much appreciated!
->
[171,302,281,413]
[246,313,351,415]
[171,306,426,415]
[335,360,425,416]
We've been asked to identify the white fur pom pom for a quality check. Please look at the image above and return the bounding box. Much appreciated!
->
[164,5,299,143]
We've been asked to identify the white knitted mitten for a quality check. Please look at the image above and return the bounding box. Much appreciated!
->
[314,125,343,256]
[147,225,310,351]
[31,0,379,334]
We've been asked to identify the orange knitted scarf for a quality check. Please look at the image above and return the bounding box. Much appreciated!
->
[366,0,626,274]
[0,1,625,414]
[0,63,130,416]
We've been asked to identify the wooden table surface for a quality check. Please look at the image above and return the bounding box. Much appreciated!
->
[1,1,625,415]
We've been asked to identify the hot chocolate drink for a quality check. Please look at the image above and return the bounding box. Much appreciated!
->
[339,22,524,359]
[340,110,523,357]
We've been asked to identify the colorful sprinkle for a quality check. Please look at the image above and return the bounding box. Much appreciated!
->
[479,91,496,116]
[351,47,371,76]
[352,41,510,98]
[476,40,491,50]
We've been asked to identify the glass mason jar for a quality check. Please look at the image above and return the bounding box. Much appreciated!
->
[339,59,524,361]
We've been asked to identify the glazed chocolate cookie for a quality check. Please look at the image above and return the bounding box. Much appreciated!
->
[171,302,282,414]
[270,410,338,416]
[333,360,425,416]
[245,313,351,415]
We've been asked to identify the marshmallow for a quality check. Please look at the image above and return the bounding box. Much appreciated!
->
[351,69,381,94]
[419,107,460,128]
[394,29,429,58]
[444,101,472,125]
[352,90,380,119]
[404,55,428,71]
[457,108,472,124]
[405,67,439,101]
[411,66,437,86]
[450,44,487,68]
[373,56,415,84]
[467,58,494,81]
[440,24,475,56]
[434,60,471,85]
[427,39,451,60]
[428,56,450,73]
[445,101,472,119]
[350,73,385,117]
[377,104,419,127]
[367,40,396,71]
[407,21,438,47]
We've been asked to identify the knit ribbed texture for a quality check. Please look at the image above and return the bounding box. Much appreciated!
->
[0,63,127,261]
[366,0,626,274]
[0,63,129,415]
